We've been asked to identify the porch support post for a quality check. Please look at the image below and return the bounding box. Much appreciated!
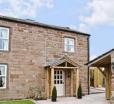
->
[71,70,74,96]
[76,68,79,97]
[105,65,111,100]
[46,68,49,98]
[51,67,54,96]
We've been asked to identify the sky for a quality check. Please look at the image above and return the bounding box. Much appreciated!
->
[0,0,114,60]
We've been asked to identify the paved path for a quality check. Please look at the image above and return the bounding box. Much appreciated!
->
[90,87,105,94]
[34,93,110,104]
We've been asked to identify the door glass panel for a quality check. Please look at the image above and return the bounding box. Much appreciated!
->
[60,71,62,74]
[54,75,56,79]
[54,71,56,74]
[57,80,59,84]
[60,75,62,79]
[57,75,59,79]
[57,71,59,74]
[54,80,56,84]
[60,80,62,84]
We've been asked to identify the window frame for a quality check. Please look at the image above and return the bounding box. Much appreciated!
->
[64,37,75,53]
[0,27,9,51]
[0,64,7,89]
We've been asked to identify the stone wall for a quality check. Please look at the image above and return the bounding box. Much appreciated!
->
[0,19,89,99]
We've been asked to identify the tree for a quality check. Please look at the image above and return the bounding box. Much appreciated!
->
[51,86,57,102]
[77,83,82,99]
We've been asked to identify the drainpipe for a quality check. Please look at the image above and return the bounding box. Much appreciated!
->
[45,36,47,66]
[87,35,90,95]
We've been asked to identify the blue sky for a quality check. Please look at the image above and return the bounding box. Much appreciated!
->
[0,0,114,60]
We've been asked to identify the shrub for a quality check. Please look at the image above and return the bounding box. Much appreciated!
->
[28,86,45,100]
[0,70,3,87]
[77,83,82,99]
[0,77,3,87]
[51,86,57,102]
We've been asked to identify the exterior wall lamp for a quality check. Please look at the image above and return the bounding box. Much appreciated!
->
[112,62,114,72]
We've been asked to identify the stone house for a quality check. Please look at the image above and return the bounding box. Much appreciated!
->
[0,15,90,100]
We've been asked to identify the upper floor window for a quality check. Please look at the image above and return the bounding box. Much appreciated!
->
[0,27,9,51]
[64,37,75,52]
[0,64,7,89]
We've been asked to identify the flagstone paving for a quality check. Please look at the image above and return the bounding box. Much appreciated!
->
[34,93,110,104]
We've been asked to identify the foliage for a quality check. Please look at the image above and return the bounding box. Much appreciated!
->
[77,83,82,99]
[28,86,45,100]
[0,100,35,104]
[0,70,3,87]
[51,86,57,102]
[0,77,3,87]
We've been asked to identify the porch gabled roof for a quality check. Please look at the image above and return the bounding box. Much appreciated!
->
[45,55,80,68]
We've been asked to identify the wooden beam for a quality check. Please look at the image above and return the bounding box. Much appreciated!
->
[46,69,49,98]
[105,65,111,100]
[51,68,54,96]
[65,62,67,67]
[97,67,106,77]
[71,70,74,96]
[76,69,79,97]
[52,66,78,69]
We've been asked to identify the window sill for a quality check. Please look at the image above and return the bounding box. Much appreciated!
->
[63,51,75,54]
[0,87,6,90]
[0,50,9,52]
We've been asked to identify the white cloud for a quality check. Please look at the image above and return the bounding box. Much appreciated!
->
[78,23,88,32]
[0,0,53,18]
[79,0,114,30]
[69,25,77,30]
[69,24,88,33]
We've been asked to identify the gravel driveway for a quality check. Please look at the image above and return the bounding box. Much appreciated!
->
[34,93,110,104]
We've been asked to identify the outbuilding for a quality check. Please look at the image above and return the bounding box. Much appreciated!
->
[86,49,114,100]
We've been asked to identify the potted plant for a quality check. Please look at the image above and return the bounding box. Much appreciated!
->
[0,77,3,87]
[51,86,57,102]
[77,83,82,99]
[0,70,3,87]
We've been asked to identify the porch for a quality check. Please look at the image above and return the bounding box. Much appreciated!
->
[45,56,80,98]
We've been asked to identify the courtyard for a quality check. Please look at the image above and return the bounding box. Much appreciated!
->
[34,93,110,104]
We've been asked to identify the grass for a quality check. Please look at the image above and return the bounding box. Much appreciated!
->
[0,100,35,104]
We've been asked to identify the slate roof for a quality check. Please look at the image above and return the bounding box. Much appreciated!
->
[0,15,90,36]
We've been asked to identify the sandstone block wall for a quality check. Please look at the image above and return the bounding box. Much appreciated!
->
[0,19,89,99]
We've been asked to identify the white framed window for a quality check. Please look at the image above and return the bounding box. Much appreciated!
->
[0,64,7,89]
[64,37,75,52]
[0,27,9,51]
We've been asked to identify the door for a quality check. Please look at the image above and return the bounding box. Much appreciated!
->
[54,70,65,96]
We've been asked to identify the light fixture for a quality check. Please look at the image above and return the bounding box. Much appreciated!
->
[112,62,114,72]
[101,68,105,71]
